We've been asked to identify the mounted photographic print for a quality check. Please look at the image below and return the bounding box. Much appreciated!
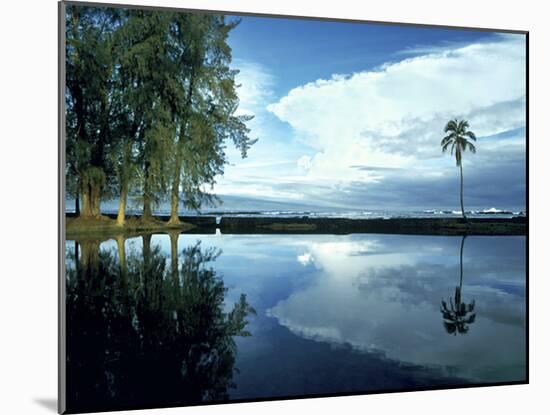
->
[58,1,528,413]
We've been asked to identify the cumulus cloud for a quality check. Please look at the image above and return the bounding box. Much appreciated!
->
[267,35,526,182]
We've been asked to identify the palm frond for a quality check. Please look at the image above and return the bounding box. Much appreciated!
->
[442,119,476,166]
[441,134,454,146]
[443,321,457,335]
[458,120,470,131]
[444,119,458,133]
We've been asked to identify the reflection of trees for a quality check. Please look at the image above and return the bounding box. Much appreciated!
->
[66,233,255,412]
[440,235,476,335]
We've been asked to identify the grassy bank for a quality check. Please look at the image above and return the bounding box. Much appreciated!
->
[66,215,195,239]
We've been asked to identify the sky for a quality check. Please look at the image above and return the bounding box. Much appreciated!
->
[213,16,527,211]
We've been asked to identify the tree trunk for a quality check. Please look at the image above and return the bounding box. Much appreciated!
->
[141,162,153,221]
[79,173,103,219]
[142,191,153,220]
[169,231,179,279]
[142,234,152,300]
[90,182,102,217]
[117,183,128,226]
[142,234,152,270]
[75,191,80,216]
[80,240,100,278]
[169,159,182,224]
[170,70,195,224]
[116,234,127,286]
[80,182,93,218]
[74,240,79,274]
[459,161,466,219]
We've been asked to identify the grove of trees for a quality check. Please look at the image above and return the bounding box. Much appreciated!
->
[65,5,256,227]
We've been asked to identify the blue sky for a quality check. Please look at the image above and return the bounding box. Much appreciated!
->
[213,16,527,211]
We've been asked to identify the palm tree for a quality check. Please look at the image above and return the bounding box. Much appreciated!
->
[440,235,476,335]
[441,119,477,220]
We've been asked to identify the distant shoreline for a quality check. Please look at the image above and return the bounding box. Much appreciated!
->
[65,213,526,237]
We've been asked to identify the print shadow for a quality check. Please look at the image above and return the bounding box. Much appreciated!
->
[33,398,57,412]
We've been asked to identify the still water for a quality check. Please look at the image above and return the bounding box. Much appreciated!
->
[65,232,526,413]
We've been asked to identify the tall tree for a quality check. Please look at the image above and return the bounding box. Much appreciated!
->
[441,119,477,220]
[115,10,180,224]
[65,5,120,219]
[167,14,256,224]
[108,28,139,226]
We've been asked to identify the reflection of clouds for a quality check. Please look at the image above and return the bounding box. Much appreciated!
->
[113,233,526,384]
[304,239,414,282]
[268,235,526,382]
[297,252,313,266]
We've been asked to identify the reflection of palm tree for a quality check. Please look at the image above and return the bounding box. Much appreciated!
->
[66,234,255,412]
[440,235,476,335]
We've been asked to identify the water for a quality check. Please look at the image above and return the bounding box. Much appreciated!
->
[65,232,526,413]
[65,197,526,219]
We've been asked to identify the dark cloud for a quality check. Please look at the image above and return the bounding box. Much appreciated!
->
[350,165,403,171]
[216,125,526,211]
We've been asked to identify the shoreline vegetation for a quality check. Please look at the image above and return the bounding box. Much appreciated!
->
[66,214,526,238]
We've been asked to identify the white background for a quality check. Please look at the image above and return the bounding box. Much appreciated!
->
[0,0,546,414]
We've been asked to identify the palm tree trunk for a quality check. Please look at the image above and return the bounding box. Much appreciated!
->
[459,161,466,219]
[459,235,466,291]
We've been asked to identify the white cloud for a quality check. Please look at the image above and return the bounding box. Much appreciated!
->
[233,59,275,117]
[267,35,526,182]
[297,155,312,171]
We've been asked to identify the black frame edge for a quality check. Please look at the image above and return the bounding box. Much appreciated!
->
[525,31,529,385]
